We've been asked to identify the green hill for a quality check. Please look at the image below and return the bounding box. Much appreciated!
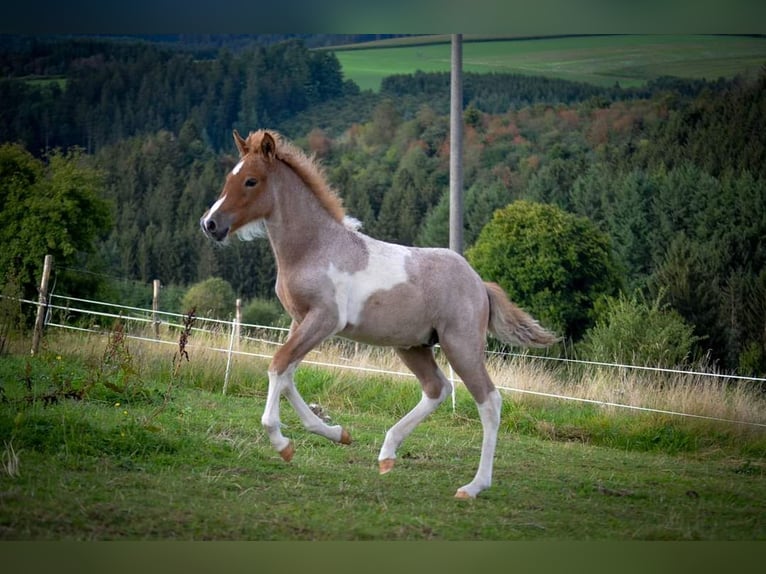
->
[331,34,766,90]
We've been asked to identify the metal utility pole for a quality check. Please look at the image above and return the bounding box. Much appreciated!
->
[449,34,464,254]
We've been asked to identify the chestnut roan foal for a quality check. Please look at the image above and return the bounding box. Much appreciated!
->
[200,129,557,498]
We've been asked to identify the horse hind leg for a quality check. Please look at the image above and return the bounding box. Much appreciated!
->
[439,335,502,499]
[378,346,450,474]
[455,386,501,499]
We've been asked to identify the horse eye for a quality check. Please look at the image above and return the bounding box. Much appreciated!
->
[245,178,258,188]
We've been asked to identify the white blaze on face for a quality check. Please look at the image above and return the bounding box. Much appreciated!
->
[327,238,410,329]
[206,195,226,219]
[202,160,243,230]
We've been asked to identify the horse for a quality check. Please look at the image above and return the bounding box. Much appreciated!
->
[200,129,557,498]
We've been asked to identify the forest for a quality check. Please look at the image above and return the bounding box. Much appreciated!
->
[1,34,765,376]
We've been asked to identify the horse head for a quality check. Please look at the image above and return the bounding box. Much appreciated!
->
[200,129,277,242]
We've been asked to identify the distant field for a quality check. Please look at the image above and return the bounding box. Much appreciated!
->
[22,75,67,90]
[331,34,766,91]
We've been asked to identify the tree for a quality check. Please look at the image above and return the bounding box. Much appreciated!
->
[0,144,112,300]
[570,165,655,289]
[466,200,621,339]
[365,99,401,147]
[373,144,443,244]
[649,233,720,336]
[525,150,588,211]
[417,179,514,248]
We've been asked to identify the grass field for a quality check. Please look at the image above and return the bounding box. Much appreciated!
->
[331,34,766,91]
[22,75,68,91]
[1,327,764,540]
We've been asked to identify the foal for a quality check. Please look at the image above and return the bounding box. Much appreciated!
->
[200,129,557,498]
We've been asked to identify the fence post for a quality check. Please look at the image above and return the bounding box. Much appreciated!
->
[31,254,53,356]
[152,279,161,337]
[235,298,242,350]
[222,315,237,396]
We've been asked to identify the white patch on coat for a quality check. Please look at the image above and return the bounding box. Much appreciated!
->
[327,237,410,329]
[343,215,363,231]
[235,219,268,241]
[232,159,245,175]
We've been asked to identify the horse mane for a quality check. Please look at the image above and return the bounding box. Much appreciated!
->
[246,130,346,223]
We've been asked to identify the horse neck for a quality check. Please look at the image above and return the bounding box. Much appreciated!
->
[264,163,344,262]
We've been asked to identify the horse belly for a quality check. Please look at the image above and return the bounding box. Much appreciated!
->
[340,285,432,347]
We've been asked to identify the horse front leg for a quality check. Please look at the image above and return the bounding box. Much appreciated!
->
[261,314,350,461]
[261,364,295,460]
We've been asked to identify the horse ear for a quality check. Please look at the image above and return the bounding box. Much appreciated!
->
[233,129,248,157]
[261,131,276,161]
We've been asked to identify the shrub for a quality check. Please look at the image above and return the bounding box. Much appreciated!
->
[241,297,289,327]
[466,200,621,339]
[181,277,236,320]
[0,273,26,354]
[578,290,702,367]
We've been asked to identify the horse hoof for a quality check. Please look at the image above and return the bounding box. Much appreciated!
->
[340,428,352,445]
[454,489,474,500]
[279,442,295,462]
[379,458,395,474]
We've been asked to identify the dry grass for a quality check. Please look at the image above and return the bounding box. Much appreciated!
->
[2,441,20,478]
[33,320,765,435]
[485,353,766,427]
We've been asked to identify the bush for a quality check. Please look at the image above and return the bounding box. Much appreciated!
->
[0,273,26,354]
[241,297,289,327]
[181,277,236,320]
[578,290,702,367]
[466,200,621,339]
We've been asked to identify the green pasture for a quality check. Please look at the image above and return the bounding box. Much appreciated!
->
[332,35,766,91]
[0,331,764,540]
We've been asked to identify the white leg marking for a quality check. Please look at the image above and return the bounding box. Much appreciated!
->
[283,381,345,443]
[262,362,345,452]
[456,389,502,498]
[378,384,449,463]
[261,366,293,453]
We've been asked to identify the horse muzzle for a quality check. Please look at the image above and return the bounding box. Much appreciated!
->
[200,212,231,242]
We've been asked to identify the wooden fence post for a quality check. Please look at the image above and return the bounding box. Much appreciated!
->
[152,279,161,337]
[31,254,53,356]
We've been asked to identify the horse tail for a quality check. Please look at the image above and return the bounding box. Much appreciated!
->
[484,282,559,348]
